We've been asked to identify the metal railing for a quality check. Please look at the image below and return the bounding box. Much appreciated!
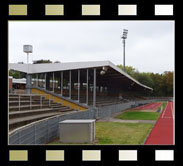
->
[9,93,55,111]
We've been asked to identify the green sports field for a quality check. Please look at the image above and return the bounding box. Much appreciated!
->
[95,122,153,144]
[115,112,161,120]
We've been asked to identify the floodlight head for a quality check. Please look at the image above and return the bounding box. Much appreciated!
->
[102,66,108,72]
[100,70,106,75]
[121,35,127,39]
[121,29,128,39]
[23,45,33,53]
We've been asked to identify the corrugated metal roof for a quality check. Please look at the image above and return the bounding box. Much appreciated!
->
[9,61,153,91]
[9,61,110,74]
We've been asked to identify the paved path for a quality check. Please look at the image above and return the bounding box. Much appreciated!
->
[145,101,174,145]
[98,117,156,124]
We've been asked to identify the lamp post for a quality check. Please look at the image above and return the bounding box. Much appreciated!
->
[121,29,128,72]
[23,45,33,94]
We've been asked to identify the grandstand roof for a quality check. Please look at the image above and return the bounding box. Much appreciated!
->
[9,61,153,91]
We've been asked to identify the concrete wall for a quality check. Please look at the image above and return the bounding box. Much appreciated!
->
[9,99,163,145]
[9,111,94,145]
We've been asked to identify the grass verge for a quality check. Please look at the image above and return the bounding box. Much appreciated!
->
[95,122,153,144]
[48,122,153,145]
[115,112,160,120]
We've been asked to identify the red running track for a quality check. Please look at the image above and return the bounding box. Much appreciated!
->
[134,102,162,110]
[145,101,174,145]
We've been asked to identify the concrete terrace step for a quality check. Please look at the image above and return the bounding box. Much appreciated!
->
[9,94,43,97]
[9,103,62,111]
[9,112,65,131]
[9,97,32,101]
[9,100,50,106]
[9,108,59,119]
[9,96,46,101]
[9,107,72,119]
[8,93,83,131]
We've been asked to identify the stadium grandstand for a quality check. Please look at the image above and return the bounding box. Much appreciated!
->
[9,61,153,104]
[8,60,158,144]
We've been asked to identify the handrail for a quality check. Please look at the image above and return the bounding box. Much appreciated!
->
[32,87,88,109]
[9,93,53,110]
[9,93,46,96]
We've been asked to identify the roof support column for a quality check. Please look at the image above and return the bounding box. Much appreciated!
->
[69,70,71,99]
[36,74,38,87]
[86,69,88,105]
[53,72,54,92]
[78,69,80,103]
[45,73,46,90]
[61,71,63,96]
[26,74,32,94]
[93,68,96,108]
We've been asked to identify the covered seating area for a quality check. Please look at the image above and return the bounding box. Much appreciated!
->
[9,61,153,108]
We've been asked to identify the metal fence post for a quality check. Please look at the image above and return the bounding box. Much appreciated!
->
[19,95,20,111]
[30,95,32,110]
[49,95,51,107]
[40,95,42,108]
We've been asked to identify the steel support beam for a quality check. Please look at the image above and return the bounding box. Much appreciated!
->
[69,70,71,99]
[93,68,96,108]
[86,69,88,105]
[78,70,80,102]
[26,74,32,94]
[61,71,63,96]
[53,72,54,92]
[123,39,126,72]
[45,73,46,90]
[36,74,38,87]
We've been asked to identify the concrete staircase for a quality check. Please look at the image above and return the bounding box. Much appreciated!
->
[9,94,76,131]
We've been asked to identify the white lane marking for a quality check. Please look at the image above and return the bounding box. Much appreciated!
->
[161,101,168,118]
[171,102,174,120]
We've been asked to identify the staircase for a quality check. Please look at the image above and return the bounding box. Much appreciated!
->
[9,94,76,131]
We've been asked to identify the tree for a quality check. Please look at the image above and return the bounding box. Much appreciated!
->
[9,70,25,79]
[117,65,137,78]
[54,61,61,63]
[116,64,174,97]
[162,71,173,96]
[33,59,52,64]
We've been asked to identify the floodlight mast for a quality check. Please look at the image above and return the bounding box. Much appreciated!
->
[121,29,128,72]
[23,45,33,73]
[23,45,33,94]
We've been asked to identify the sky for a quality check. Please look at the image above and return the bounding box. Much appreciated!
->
[9,21,174,74]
